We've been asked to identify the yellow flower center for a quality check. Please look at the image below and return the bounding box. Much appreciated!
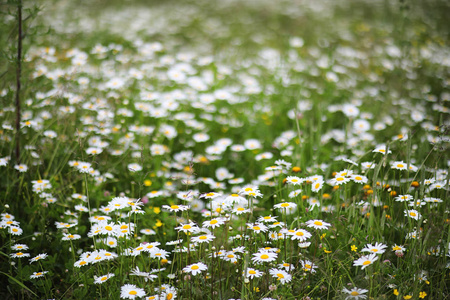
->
[362,260,371,265]
[199,236,207,240]
[191,265,199,270]
[183,225,192,230]
[351,291,359,296]
[105,226,113,231]
[296,231,304,236]
[277,273,284,278]
[36,272,42,276]
[314,221,323,226]
[171,205,179,209]
[249,270,256,274]
[253,226,261,231]
[101,276,107,281]
[260,254,269,259]
[129,291,137,295]
[210,220,218,224]
[281,203,289,207]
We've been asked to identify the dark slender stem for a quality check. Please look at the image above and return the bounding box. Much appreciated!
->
[15,0,22,164]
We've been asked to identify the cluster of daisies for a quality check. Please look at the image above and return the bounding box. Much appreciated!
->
[1,0,449,298]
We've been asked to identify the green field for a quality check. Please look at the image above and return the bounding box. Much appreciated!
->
[0,0,449,299]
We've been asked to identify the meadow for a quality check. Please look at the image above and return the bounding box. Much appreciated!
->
[0,0,449,299]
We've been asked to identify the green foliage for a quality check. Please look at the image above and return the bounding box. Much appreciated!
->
[0,0,449,299]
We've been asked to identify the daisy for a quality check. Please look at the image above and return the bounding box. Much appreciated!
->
[252,250,277,264]
[404,209,421,220]
[305,219,331,230]
[200,192,222,199]
[222,251,240,263]
[128,163,143,172]
[162,204,189,212]
[342,287,368,300]
[143,242,161,253]
[353,253,378,269]
[10,252,30,258]
[392,245,406,254]
[361,242,387,254]
[176,221,200,234]
[11,244,28,251]
[308,198,321,209]
[120,284,146,299]
[140,228,156,235]
[350,175,368,184]
[273,202,297,210]
[391,161,408,170]
[288,189,302,198]
[159,286,177,300]
[224,193,247,205]
[94,273,115,284]
[278,262,295,271]
[29,253,48,264]
[311,180,324,192]
[245,267,263,279]
[149,249,170,260]
[183,262,208,275]
[74,259,89,267]
[300,259,317,273]
[269,268,292,284]
[239,186,263,197]
[30,271,48,279]
[202,217,226,229]
[257,215,278,223]
[328,175,351,186]
[8,226,23,235]
[233,207,251,215]
[105,237,117,248]
[289,229,312,241]
[247,223,268,233]
[395,194,413,202]
[361,162,376,170]
[191,234,215,244]
[61,232,82,241]
[372,144,391,155]
[14,164,28,172]
[285,176,304,185]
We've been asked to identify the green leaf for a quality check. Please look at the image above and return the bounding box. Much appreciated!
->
[0,271,38,297]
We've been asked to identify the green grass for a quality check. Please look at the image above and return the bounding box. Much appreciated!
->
[0,0,449,299]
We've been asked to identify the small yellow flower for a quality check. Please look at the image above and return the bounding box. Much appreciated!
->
[419,291,427,298]
[323,248,332,254]
[393,289,399,296]
[351,245,357,252]
[144,180,152,186]
[155,220,163,227]
[320,233,326,240]
[153,207,161,214]
[403,295,412,299]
